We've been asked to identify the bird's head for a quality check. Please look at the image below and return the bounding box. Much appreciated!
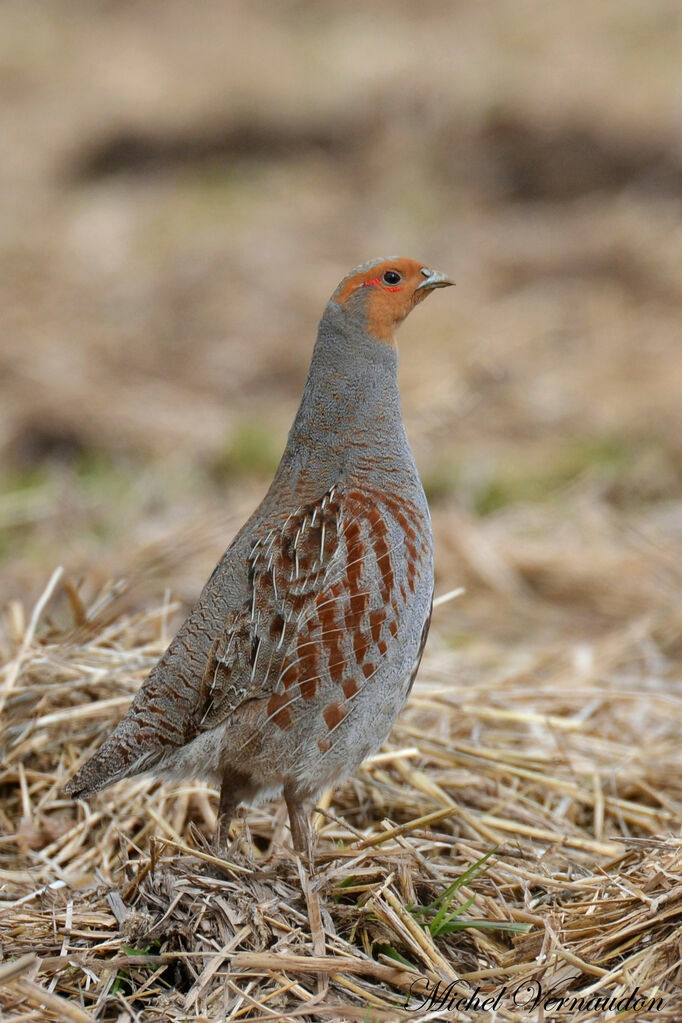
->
[331,257,453,346]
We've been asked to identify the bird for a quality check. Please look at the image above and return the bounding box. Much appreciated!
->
[65,256,453,858]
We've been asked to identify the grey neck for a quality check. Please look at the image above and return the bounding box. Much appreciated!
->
[272,301,411,495]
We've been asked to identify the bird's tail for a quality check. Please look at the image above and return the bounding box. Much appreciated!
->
[63,733,153,799]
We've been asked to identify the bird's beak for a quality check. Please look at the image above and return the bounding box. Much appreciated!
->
[416,267,454,291]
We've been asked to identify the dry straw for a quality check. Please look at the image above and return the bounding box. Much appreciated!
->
[1,533,681,1021]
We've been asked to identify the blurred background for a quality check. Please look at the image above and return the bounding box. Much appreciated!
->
[2,0,682,652]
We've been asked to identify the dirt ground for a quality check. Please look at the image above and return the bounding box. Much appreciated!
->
[1,1,682,1020]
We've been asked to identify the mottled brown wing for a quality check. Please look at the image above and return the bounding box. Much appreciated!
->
[193,486,346,730]
[194,483,429,740]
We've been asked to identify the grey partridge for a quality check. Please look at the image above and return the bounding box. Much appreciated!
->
[65,257,452,856]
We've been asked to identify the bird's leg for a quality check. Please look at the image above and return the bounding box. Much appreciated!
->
[214,775,239,858]
[284,787,313,864]
[285,786,325,967]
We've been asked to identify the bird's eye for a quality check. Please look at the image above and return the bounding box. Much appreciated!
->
[383,270,402,286]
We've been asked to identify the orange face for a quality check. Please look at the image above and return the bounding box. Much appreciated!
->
[332,257,453,345]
